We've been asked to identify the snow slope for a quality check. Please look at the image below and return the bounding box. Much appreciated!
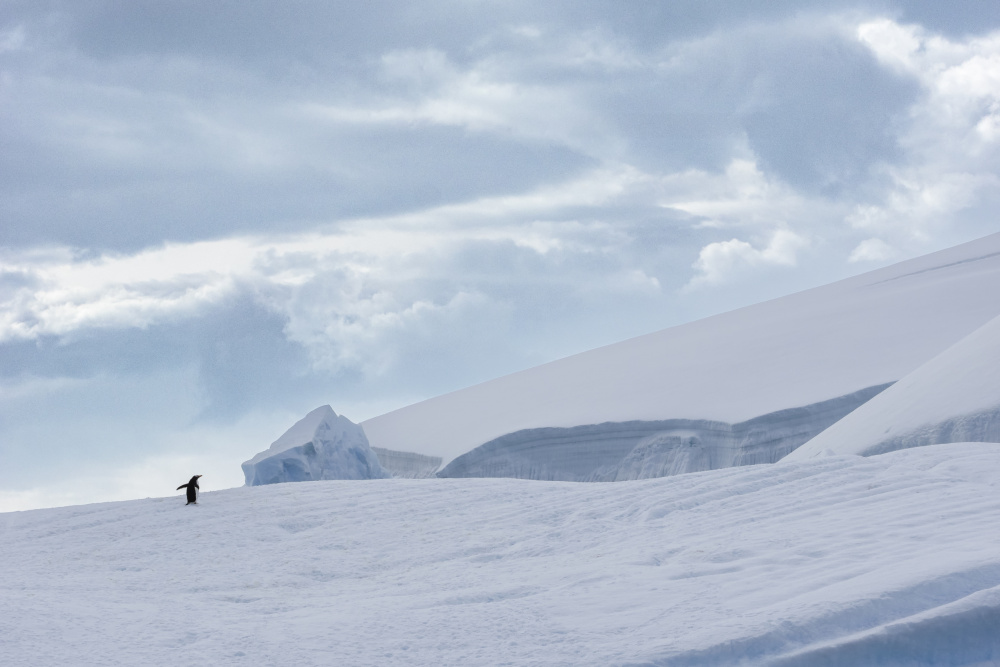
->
[4,442,1000,666]
[363,234,1000,465]
[787,312,1000,461]
[242,405,389,485]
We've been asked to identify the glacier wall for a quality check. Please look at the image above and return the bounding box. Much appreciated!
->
[371,447,442,478]
[861,407,1000,457]
[438,384,891,481]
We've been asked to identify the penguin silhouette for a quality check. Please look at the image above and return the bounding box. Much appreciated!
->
[177,475,202,505]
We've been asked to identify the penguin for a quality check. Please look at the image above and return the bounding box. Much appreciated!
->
[176,475,202,505]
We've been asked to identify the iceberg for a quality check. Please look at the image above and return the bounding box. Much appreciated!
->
[242,405,390,485]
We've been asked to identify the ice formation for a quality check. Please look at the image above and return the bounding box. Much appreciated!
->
[371,447,442,478]
[242,405,389,485]
[787,312,1000,461]
[438,384,890,480]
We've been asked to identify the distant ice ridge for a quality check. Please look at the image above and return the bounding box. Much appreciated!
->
[438,384,890,481]
[371,447,442,478]
[242,406,390,485]
[788,312,1000,461]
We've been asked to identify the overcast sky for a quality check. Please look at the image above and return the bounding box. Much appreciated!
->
[3,1,1000,510]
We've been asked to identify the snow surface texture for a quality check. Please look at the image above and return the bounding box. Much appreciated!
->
[788,312,1000,461]
[4,442,1000,666]
[242,405,389,485]
[371,447,442,478]
[363,234,1000,465]
[438,384,890,481]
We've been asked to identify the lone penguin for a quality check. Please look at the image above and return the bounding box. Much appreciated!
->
[177,475,202,505]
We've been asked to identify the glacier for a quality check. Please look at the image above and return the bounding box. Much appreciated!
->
[363,233,1000,467]
[241,405,389,485]
[437,383,890,481]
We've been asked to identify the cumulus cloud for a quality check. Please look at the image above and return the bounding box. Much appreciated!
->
[688,229,809,288]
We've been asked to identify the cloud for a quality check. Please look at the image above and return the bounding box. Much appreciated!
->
[848,237,895,263]
[687,229,808,288]
[849,19,1000,243]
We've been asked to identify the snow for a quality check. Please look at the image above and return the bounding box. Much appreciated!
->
[787,312,1000,460]
[437,384,889,481]
[242,405,389,485]
[4,442,1000,665]
[363,233,1000,465]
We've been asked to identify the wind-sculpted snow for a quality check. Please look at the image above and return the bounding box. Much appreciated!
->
[789,312,1000,461]
[241,405,389,485]
[438,384,890,481]
[4,442,1000,665]
[371,447,442,478]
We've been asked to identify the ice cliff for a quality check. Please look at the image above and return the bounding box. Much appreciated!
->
[371,447,442,478]
[242,405,390,485]
[787,312,1000,461]
[438,384,890,481]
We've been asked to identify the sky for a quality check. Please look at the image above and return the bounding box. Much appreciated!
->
[2,0,1000,511]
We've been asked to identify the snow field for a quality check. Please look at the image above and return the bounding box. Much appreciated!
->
[3,443,1000,665]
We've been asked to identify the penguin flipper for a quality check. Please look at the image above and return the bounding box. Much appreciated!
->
[176,484,189,490]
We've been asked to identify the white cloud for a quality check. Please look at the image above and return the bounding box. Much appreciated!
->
[848,238,894,263]
[0,164,664,379]
[304,48,621,159]
[851,19,1000,241]
[661,156,829,229]
[687,229,808,288]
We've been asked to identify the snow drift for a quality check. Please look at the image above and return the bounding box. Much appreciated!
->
[787,312,1000,461]
[363,233,1000,467]
[438,383,890,481]
[242,405,389,485]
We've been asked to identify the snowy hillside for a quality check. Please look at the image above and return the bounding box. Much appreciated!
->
[787,312,1000,461]
[363,233,1000,468]
[4,442,1000,666]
